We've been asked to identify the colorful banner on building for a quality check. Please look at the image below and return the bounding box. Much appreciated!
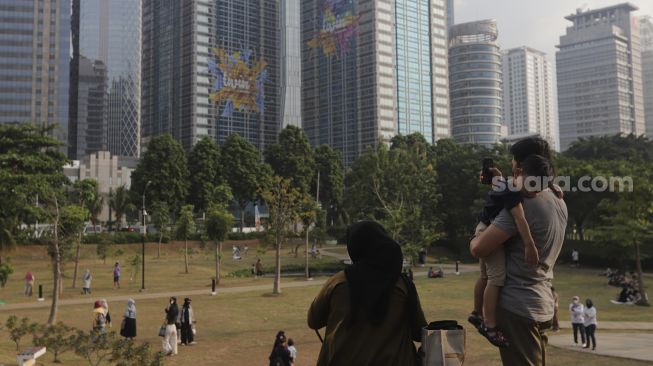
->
[308,0,360,58]
[208,47,268,117]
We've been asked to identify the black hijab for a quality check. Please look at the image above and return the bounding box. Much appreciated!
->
[344,221,403,326]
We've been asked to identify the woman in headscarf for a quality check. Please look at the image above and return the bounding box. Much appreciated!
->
[92,300,107,333]
[179,298,196,345]
[307,221,427,366]
[82,269,92,295]
[101,299,111,328]
[120,299,137,339]
[268,330,291,366]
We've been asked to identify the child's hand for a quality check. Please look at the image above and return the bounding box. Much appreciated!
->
[524,245,539,267]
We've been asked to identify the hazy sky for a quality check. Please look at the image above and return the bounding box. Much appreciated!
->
[456,0,653,62]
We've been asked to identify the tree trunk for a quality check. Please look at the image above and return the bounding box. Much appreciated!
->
[72,236,81,288]
[184,239,189,274]
[240,204,245,233]
[158,233,162,258]
[634,241,650,306]
[273,232,281,294]
[215,240,221,285]
[48,199,61,325]
[305,229,310,279]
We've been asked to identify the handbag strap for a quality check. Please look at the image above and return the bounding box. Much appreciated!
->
[315,329,323,343]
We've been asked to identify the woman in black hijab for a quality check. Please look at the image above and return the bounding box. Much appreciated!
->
[308,220,427,366]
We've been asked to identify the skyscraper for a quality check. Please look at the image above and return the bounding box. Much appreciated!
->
[74,57,108,158]
[142,0,280,152]
[0,0,71,143]
[302,0,449,165]
[502,47,557,151]
[446,0,454,29]
[641,16,653,137]
[556,4,645,150]
[448,19,503,146]
[70,0,142,159]
[281,0,302,128]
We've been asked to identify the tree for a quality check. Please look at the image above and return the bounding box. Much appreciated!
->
[264,126,315,194]
[33,322,75,363]
[312,145,344,226]
[5,315,38,351]
[150,201,169,258]
[48,204,87,324]
[0,124,69,264]
[221,133,268,231]
[175,204,196,274]
[205,204,233,285]
[260,176,303,294]
[71,330,116,366]
[298,196,318,279]
[110,185,133,229]
[187,137,224,214]
[131,134,189,215]
[110,338,165,366]
[0,257,14,287]
[71,179,100,289]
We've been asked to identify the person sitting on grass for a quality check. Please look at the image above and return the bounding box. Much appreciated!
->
[470,138,567,366]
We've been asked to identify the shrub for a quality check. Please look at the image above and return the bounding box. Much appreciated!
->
[32,322,75,363]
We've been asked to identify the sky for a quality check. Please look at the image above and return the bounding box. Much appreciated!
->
[456,0,653,62]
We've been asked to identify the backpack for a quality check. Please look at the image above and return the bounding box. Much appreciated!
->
[95,312,106,328]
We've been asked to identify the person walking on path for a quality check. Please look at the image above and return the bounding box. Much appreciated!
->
[120,299,137,339]
[113,262,121,289]
[163,297,179,356]
[82,269,92,295]
[583,298,597,350]
[469,137,568,366]
[551,287,560,331]
[92,300,107,333]
[308,221,427,366]
[570,296,586,347]
[24,271,34,296]
[180,297,196,345]
[269,331,292,366]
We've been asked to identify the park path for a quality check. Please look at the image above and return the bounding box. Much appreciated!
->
[549,332,653,362]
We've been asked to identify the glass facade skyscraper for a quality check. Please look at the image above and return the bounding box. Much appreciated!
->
[641,16,653,138]
[449,19,503,146]
[142,0,280,152]
[70,0,141,159]
[281,0,302,128]
[0,0,70,144]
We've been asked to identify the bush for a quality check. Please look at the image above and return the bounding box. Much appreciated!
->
[0,258,14,288]
[82,232,170,245]
[5,316,39,351]
[227,231,265,241]
[227,260,346,278]
[561,239,653,269]
[32,322,75,363]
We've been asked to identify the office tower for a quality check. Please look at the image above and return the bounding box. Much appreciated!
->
[0,0,71,143]
[302,0,449,165]
[502,47,557,151]
[142,0,280,152]
[448,19,503,146]
[69,0,142,159]
[446,0,454,29]
[74,57,108,158]
[281,0,302,128]
[556,4,645,150]
[641,16,653,137]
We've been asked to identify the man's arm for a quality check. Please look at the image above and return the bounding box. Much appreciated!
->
[469,223,512,258]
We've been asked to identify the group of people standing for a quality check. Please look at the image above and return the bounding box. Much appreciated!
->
[91,298,137,339]
[268,331,298,366]
[162,297,197,356]
[569,296,598,350]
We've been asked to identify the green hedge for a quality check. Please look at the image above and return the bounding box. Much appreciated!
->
[228,260,346,278]
[226,231,266,241]
[82,232,169,244]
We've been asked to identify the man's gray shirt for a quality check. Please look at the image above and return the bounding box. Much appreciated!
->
[492,189,568,322]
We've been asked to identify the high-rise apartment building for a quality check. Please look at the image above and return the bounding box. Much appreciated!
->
[69,0,142,159]
[0,0,71,143]
[142,0,281,152]
[448,19,503,146]
[502,47,557,151]
[641,16,653,137]
[302,0,449,166]
[556,4,645,150]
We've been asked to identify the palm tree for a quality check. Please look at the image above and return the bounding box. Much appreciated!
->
[110,185,131,229]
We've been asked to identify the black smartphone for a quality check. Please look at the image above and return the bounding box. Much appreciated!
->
[481,158,494,185]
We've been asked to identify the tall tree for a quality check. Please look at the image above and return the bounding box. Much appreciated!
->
[205,204,232,285]
[260,176,302,294]
[0,124,69,264]
[70,179,100,288]
[175,205,196,274]
[187,137,223,214]
[131,134,189,215]
[312,145,344,226]
[150,201,169,258]
[221,133,268,231]
[264,126,315,194]
[109,185,132,229]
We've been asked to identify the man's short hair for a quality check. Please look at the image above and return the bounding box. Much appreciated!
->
[510,137,552,165]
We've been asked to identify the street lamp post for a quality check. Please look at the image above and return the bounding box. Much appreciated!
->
[141,180,152,291]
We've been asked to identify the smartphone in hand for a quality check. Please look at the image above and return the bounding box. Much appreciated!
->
[481,158,494,185]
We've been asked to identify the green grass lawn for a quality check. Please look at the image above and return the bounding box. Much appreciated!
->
[0,242,651,365]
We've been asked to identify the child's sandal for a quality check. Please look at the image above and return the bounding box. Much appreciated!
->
[479,323,510,348]
[467,311,483,329]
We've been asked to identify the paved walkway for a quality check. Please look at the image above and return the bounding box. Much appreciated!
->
[549,332,653,362]
[557,321,653,331]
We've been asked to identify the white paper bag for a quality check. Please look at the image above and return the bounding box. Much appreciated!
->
[422,327,466,366]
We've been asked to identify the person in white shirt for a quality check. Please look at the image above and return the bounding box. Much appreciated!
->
[569,296,586,346]
[571,249,580,267]
[287,338,297,365]
[583,298,597,350]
